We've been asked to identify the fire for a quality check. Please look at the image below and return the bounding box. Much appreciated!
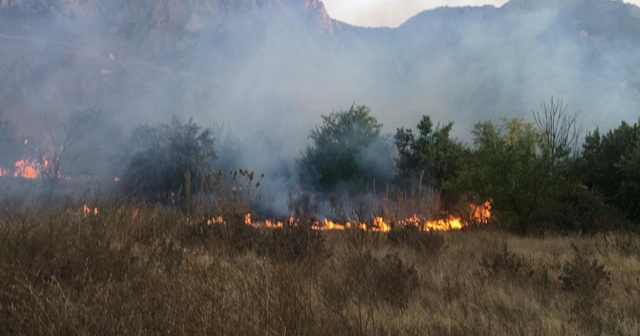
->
[0,137,68,180]
[206,216,224,225]
[471,200,492,223]
[203,200,491,232]
[422,217,463,231]
[0,137,44,179]
[13,158,43,179]
[82,204,99,216]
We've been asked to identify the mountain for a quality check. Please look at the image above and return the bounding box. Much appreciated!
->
[339,0,640,131]
[0,0,339,56]
[1,0,640,177]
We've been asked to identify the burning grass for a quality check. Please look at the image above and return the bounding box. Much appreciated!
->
[1,200,639,335]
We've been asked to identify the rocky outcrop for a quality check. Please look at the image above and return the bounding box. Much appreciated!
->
[0,0,339,57]
[0,0,338,32]
[300,0,339,33]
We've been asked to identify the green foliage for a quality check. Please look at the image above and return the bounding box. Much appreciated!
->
[394,115,467,190]
[454,117,547,232]
[121,118,216,202]
[453,112,610,233]
[577,120,640,222]
[299,104,394,191]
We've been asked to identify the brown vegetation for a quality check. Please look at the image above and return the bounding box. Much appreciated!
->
[1,201,639,335]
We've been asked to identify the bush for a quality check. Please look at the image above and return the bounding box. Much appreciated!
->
[329,251,420,311]
[559,244,611,295]
[387,225,446,256]
[559,244,612,328]
[256,225,327,263]
[535,183,626,233]
[120,118,216,203]
[373,252,421,309]
[479,240,532,279]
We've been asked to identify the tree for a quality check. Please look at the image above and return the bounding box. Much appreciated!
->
[454,111,610,233]
[43,110,98,181]
[577,120,640,222]
[394,115,467,190]
[532,97,582,164]
[298,104,394,191]
[459,117,545,232]
[121,118,216,202]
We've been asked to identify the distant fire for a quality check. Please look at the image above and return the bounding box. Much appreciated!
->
[0,156,48,179]
[0,137,49,179]
[206,200,492,232]
[13,157,45,179]
[83,204,99,216]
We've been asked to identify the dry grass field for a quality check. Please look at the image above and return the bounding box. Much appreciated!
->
[1,201,639,335]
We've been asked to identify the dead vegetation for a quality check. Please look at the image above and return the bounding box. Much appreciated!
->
[1,201,639,335]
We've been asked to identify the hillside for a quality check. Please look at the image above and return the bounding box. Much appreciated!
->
[0,0,639,178]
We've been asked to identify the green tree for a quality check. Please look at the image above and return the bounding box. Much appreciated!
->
[460,117,547,232]
[455,110,609,233]
[394,115,467,189]
[577,120,640,222]
[121,118,216,202]
[299,104,394,191]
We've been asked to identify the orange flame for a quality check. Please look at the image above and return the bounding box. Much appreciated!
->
[204,200,491,232]
[0,156,56,179]
[0,138,69,179]
[82,204,99,217]
[13,158,42,179]
[471,200,492,224]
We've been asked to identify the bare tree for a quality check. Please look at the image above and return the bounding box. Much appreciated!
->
[42,109,97,196]
[533,97,583,163]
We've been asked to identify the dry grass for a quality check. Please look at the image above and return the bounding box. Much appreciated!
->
[1,201,639,335]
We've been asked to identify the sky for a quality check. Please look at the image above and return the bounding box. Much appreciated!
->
[322,0,640,27]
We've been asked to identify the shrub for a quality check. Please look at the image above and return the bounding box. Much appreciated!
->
[479,240,533,279]
[256,225,327,263]
[334,251,420,311]
[559,244,611,295]
[387,225,446,256]
[120,118,216,203]
[374,252,421,310]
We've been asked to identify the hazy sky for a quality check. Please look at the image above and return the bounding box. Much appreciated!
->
[322,0,640,27]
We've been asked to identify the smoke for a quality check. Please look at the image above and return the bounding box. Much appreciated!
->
[1,0,640,210]
[322,0,509,27]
